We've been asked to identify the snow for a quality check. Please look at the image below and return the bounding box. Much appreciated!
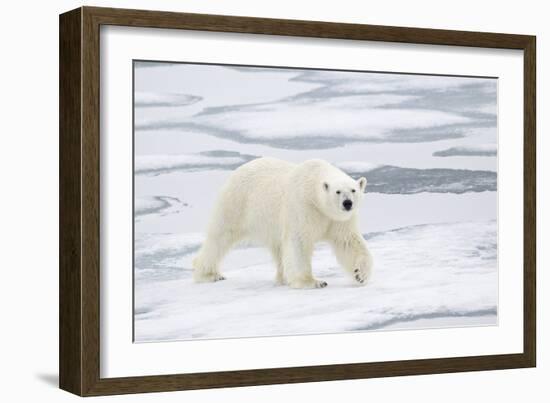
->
[135,196,170,216]
[134,64,497,149]
[335,161,383,173]
[132,61,499,342]
[134,62,318,109]
[336,162,496,194]
[135,196,187,218]
[134,220,497,342]
[433,144,498,157]
[359,166,495,194]
[134,91,202,108]
[292,70,496,96]
[137,95,470,143]
[135,150,257,175]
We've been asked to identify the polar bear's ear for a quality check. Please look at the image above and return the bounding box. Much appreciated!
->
[323,182,329,191]
[357,177,367,192]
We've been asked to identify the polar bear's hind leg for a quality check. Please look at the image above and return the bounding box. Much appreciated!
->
[282,236,328,289]
[193,229,239,283]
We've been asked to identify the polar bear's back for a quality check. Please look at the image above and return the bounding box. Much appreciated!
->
[226,157,296,192]
[237,157,296,177]
[209,158,296,245]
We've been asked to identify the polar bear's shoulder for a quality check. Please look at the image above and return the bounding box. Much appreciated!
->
[235,157,348,185]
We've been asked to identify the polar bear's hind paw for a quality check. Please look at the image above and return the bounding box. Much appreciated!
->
[288,278,328,289]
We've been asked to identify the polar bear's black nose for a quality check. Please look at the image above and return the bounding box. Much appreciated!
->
[343,200,353,211]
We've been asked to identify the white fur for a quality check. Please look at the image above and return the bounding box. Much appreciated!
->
[192,158,373,289]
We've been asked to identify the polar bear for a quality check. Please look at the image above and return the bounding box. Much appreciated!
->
[192,158,373,289]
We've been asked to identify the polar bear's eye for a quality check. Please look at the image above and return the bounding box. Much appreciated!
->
[352,189,356,193]
[336,190,341,194]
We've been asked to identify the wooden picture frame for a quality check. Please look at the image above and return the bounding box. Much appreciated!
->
[59,6,536,396]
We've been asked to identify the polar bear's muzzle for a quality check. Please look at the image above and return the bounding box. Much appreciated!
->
[343,199,353,211]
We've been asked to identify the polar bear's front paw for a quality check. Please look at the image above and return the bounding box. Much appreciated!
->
[353,264,371,285]
[353,269,366,284]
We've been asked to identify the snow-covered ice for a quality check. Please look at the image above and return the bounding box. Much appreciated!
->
[347,165,496,194]
[136,96,471,145]
[291,70,496,95]
[336,161,383,173]
[134,64,496,149]
[134,91,202,108]
[433,144,497,157]
[135,196,188,220]
[132,61,499,342]
[134,220,497,342]
[135,150,258,176]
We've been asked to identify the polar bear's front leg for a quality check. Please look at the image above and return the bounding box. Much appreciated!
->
[269,245,286,285]
[282,235,327,289]
[351,252,373,284]
[329,231,373,285]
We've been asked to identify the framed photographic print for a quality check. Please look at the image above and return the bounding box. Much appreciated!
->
[59,6,536,396]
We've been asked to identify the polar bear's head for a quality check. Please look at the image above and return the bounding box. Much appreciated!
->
[320,174,367,222]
